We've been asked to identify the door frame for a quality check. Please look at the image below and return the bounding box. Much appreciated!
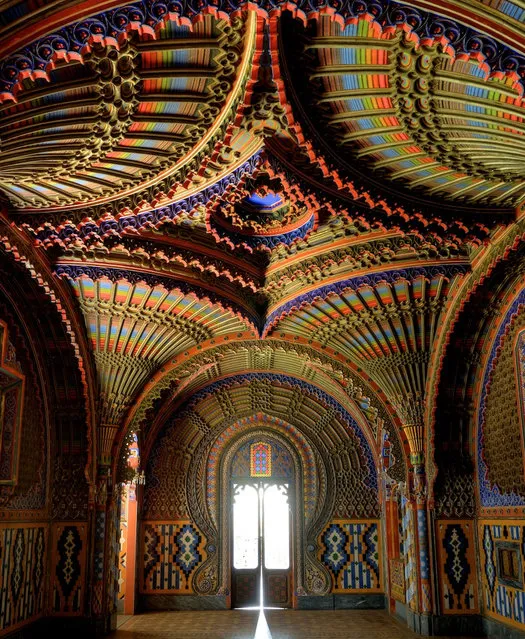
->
[218,429,305,607]
[231,478,293,608]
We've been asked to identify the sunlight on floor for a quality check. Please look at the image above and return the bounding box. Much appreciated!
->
[254,609,272,639]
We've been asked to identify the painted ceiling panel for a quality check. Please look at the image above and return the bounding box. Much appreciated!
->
[66,275,254,428]
[1,0,522,481]
[266,271,457,401]
[0,11,255,209]
[283,6,525,206]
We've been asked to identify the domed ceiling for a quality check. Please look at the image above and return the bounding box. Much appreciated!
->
[0,0,524,479]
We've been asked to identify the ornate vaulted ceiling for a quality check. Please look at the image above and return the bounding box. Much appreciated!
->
[0,10,258,209]
[282,5,525,208]
[1,0,524,486]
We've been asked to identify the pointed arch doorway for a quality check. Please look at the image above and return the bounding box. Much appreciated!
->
[231,439,293,609]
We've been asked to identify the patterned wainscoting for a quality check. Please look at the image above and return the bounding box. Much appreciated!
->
[142,521,206,594]
[435,520,479,615]
[51,522,88,615]
[0,524,47,634]
[117,492,128,611]
[390,558,405,603]
[318,520,382,592]
[401,498,417,611]
[479,520,525,630]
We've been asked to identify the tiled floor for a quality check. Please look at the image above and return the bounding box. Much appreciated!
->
[110,609,472,638]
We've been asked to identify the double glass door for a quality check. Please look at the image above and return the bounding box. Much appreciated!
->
[232,481,291,608]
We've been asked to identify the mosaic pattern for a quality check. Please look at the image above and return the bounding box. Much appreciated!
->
[231,439,292,480]
[400,497,417,612]
[250,442,272,477]
[436,521,478,615]
[479,521,525,630]
[175,525,202,579]
[319,521,382,592]
[322,524,349,580]
[232,439,294,481]
[390,558,405,603]
[51,523,87,615]
[478,288,525,507]
[207,415,316,524]
[0,525,47,633]
[142,521,206,593]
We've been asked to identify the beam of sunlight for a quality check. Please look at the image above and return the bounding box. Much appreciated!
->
[254,609,272,639]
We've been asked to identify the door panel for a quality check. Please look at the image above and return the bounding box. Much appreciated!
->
[264,572,290,607]
[232,483,260,608]
[262,483,291,607]
[233,570,260,607]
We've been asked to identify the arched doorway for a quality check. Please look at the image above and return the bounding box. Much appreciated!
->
[229,436,295,609]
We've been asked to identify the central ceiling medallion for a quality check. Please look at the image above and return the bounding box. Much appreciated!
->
[207,160,318,252]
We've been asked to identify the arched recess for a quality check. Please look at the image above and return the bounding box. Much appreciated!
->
[0,244,92,633]
[117,338,408,488]
[429,239,525,626]
[139,373,384,609]
[476,289,525,510]
[431,240,525,518]
[209,424,315,604]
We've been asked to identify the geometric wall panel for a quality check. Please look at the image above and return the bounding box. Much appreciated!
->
[436,520,479,615]
[479,521,525,630]
[389,558,405,603]
[51,522,88,616]
[318,520,382,593]
[141,521,206,594]
[0,524,47,633]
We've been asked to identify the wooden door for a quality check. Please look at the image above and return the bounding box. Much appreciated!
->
[261,483,291,608]
[232,482,260,607]
[231,481,292,608]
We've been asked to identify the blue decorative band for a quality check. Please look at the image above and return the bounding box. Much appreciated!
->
[31,153,261,245]
[264,264,469,332]
[54,263,260,330]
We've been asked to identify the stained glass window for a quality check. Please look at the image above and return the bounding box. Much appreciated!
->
[250,442,272,477]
